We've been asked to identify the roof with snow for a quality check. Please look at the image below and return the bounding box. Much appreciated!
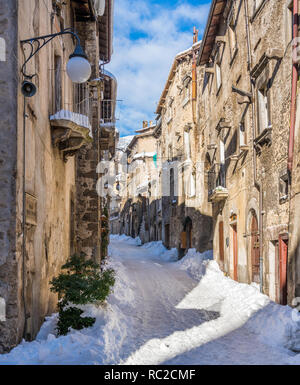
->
[117,135,135,151]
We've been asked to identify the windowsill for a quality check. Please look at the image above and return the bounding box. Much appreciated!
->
[239,144,249,152]
[216,83,222,97]
[182,97,190,107]
[250,0,268,23]
[254,127,272,153]
[230,48,238,67]
[279,195,289,205]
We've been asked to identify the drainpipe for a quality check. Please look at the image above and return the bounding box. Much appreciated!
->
[244,0,264,292]
[288,0,299,174]
[192,27,198,126]
[22,96,27,338]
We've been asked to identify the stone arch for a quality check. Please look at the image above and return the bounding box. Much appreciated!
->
[0,38,5,62]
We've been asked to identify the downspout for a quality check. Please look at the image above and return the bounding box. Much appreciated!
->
[244,0,264,292]
[22,96,27,338]
[192,27,198,125]
[288,0,299,174]
[287,0,299,303]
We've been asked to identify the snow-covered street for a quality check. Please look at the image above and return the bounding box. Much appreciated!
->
[0,235,300,365]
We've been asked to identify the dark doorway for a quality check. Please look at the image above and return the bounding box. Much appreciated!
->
[165,224,170,249]
[185,217,192,250]
[251,214,260,283]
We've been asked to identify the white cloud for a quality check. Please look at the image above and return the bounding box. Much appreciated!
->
[107,0,210,136]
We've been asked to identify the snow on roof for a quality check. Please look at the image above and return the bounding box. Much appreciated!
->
[176,40,202,58]
[117,135,135,151]
[133,152,156,160]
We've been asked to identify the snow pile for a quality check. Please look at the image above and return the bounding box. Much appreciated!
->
[110,234,141,246]
[141,241,178,261]
[0,236,299,365]
[177,248,213,279]
[175,253,299,363]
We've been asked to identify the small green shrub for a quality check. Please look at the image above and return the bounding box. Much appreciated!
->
[50,253,115,336]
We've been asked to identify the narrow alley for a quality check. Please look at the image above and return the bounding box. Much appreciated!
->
[0,236,299,365]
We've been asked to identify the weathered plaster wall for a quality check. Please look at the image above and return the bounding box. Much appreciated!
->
[0,0,19,353]
[199,0,292,300]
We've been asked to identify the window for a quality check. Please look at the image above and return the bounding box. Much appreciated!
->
[184,129,191,160]
[216,62,222,92]
[254,0,264,12]
[279,172,289,203]
[239,121,247,146]
[286,0,294,44]
[220,138,225,165]
[218,139,226,187]
[227,6,237,61]
[257,84,270,133]
[182,84,190,106]
[0,37,5,62]
[170,168,175,201]
[166,106,173,124]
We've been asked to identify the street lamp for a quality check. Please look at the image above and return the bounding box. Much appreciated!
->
[21,28,91,97]
[66,42,91,83]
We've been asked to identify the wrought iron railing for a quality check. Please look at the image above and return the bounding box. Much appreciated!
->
[73,83,92,120]
[100,99,117,125]
[208,164,226,199]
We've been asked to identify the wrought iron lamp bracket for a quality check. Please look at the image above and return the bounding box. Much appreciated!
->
[20,28,80,79]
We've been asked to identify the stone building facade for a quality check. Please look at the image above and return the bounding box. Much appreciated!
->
[155,36,213,256]
[0,0,116,353]
[197,0,294,304]
[112,0,299,306]
[110,135,134,235]
[113,122,158,243]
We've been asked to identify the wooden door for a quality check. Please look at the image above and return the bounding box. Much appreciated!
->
[232,224,238,281]
[251,215,260,283]
[279,235,288,305]
[219,221,224,263]
[181,231,187,249]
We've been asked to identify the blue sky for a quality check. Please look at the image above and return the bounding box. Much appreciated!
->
[107,0,211,137]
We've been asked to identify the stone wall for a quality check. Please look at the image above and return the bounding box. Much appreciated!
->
[198,0,292,302]
[75,22,101,262]
[0,0,19,353]
[159,44,213,255]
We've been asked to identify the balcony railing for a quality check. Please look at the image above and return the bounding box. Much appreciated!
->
[208,164,228,202]
[100,99,116,131]
[49,83,93,161]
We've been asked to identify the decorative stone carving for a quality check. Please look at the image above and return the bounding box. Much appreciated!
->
[50,110,93,161]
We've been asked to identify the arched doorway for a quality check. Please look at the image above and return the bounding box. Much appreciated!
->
[164,224,170,249]
[250,213,260,283]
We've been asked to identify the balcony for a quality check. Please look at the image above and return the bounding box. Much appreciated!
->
[100,99,116,132]
[208,164,228,202]
[99,70,117,153]
[50,110,92,161]
[210,186,229,202]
